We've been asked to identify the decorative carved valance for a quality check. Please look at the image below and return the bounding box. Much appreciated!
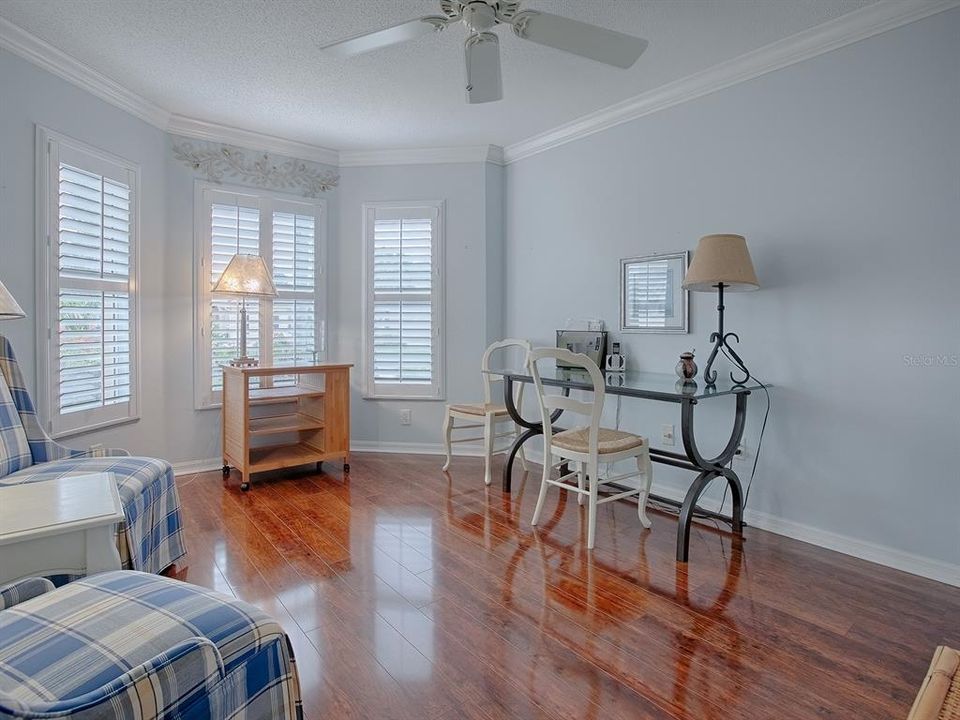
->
[172,139,338,197]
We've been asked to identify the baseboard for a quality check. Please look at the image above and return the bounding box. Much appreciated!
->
[350,440,486,457]
[645,481,960,587]
[171,457,223,475]
[743,508,960,588]
[171,443,960,588]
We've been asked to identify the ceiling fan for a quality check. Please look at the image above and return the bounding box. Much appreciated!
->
[320,1,649,104]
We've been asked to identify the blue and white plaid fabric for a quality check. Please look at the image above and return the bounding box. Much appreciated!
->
[0,336,186,575]
[0,335,120,466]
[0,578,54,611]
[0,457,186,576]
[0,571,303,720]
[0,373,30,479]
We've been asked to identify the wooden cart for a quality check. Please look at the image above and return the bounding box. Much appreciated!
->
[221,364,352,490]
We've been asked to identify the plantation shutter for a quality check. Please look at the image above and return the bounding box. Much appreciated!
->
[209,200,260,391]
[365,204,443,398]
[272,209,317,381]
[625,260,673,327]
[196,186,323,408]
[47,138,139,436]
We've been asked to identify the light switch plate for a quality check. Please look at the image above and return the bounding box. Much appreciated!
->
[661,424,675,446]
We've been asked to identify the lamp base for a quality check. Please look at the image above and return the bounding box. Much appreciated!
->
[229,356,259,368]
[702,332,751,387]
[702,282,751,387]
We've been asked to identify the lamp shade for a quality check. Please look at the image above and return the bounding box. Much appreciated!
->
[682,234,759,292]
[0,280,26,319]
[211,254,277,297]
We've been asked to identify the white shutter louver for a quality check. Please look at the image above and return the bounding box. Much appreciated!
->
[625,260,672,327]
[210,203,260,391]
[194,185,324,408]
[56,162,133,417]
[364,204,443,399]
[372,217,433,384]
[272,211,317,386]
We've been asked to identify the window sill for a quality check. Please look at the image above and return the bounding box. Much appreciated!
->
[51,415,141,441]
[362,394,446,402]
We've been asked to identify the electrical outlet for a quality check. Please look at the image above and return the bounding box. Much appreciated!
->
[400,409,412,426]
[661,424,675,446]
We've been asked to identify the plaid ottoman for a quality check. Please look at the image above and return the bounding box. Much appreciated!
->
[0,571,302,720]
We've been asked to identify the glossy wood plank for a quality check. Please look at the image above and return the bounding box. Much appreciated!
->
[167,454,960,720]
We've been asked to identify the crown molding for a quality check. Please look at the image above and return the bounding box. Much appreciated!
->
[4,0,956,170]
[339,144,505,167]
[502,0,960,164]
[0,16,343,165]
[167,115,340,167]
[0,16,171,128]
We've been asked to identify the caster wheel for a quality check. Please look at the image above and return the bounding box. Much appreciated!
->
[343,463,350,473]
[222,464,230,476]
[316,461,323,472]
[240,482,250,492]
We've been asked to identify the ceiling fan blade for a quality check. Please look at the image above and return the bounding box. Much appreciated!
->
[512,11,648,69]
[464,32,502,104]
[321,17,450,57]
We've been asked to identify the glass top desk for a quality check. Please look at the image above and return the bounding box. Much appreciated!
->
[484,366,767,562]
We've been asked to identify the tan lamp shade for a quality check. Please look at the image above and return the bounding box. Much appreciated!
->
[0,280,26,319]
[211,254,277,297]
[682,234,760,292]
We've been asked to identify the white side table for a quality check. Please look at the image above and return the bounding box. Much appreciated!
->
[0,473,124,584]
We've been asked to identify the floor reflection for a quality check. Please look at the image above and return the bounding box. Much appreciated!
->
[373,514,435,682]
[446,461,748,719]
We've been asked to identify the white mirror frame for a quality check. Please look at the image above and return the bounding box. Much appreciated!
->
[619,251,690,334]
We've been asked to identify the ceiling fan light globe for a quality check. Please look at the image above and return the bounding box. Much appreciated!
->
[461,2,497,34]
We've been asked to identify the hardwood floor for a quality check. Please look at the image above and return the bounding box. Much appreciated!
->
[168,454,959,720]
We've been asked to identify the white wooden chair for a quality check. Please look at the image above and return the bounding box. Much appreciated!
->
[442,338,532,486]
[528,347,654,550]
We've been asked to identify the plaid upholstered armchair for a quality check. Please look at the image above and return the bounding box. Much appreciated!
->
[0,571,303,719]
[0,336,186,574]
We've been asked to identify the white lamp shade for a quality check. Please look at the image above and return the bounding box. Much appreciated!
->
[211,254,277,297]
[682,234,760,292]
[0,281,26,319]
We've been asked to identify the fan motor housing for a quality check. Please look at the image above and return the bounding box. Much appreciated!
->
[442,1,521,25]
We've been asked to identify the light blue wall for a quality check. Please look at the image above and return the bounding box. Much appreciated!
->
[504,10,960,567]
[332,162,503,446]
[0,47,172,457]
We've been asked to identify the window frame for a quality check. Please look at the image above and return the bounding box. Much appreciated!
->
[362,201,445,401]
[35,126,142,438]
[193,180,327,409]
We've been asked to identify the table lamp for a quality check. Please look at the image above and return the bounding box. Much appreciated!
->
[0,280,26,320]
[211,254,276,367]
[682,234,759,386]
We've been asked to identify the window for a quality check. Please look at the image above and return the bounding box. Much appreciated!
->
[195,183,325,408]
[363,202,444,399]
[37,129,139,437]
[619,252,689,334]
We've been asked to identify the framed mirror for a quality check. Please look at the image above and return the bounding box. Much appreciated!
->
[620,251,689,333]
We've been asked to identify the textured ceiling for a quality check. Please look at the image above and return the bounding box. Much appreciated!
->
[0,0,878,150]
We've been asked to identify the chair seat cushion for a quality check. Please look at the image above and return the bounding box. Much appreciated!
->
[0,373,30,479]
[552,426,647,455]
[449,402,509,416]
[0,571,286,707]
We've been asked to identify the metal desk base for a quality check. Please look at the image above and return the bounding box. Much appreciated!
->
[500,375,749,563]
